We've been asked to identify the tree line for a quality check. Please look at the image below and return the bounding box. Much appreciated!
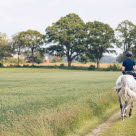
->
[0,13,136,68]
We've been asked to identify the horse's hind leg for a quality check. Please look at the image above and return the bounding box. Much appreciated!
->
[129,101,134,117]
[118,93,124,120]
[123,100,128,117]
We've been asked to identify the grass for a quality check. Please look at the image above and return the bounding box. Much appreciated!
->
[0,68,120,136]
[100,108,136,136]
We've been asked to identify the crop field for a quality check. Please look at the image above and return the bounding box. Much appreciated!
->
[3,62,121,69]
[0,68,120,136]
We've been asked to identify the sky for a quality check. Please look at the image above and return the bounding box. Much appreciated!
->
[0,0,136,38]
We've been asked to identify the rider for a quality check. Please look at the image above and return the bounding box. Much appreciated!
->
[122,51,136,78]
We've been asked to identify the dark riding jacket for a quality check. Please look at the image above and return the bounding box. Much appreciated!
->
[122,58,136,77]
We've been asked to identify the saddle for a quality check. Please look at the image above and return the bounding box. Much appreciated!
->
[123,71,136,79]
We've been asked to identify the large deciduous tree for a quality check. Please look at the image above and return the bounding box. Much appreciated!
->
[21,30,44,65]
[116,20,136,54]
[85,21,115,68]
[45,13,86,66]
[0,33,12,63]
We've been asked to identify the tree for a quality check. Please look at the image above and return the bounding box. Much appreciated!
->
[0,33,12,63]
[130,27,136,58]
[116,53,124,63]
[12,32,26,66]
[21,30,44,65]
[85,21,115,68]
[45,13,86,66]
[116,20,136,54]
[33,52,44,64]
[51,56,64,63]
[75,55,90,63]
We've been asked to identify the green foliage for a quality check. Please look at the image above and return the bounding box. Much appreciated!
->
[45,13,86,66]
[85,21,115,68]
[76,55,90,63]
[34,52,44,64]
[12,32,26,65]
[34,58,43,64]
[59,63,65,68]
[12,30,44,65]
[106,64,121,71]
[19,30,44,65]
[116,53,125,63]
[51,56,64,63]
[116,20,136,53]
[88,65,95,70]
[0,63,3,67]
[0,33,13,61]
[3,58,26,64]
[131,27,136,58]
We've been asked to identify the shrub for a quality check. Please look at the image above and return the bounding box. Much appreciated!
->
[88,65,95,70]
[23,64,30,68]
[3,58,26,64]
[0,63,3,67]
[106,64,121,71]
[9,64,15,67]
[51,56,64,63]
[34,57,43,64]
[60,64,65,68]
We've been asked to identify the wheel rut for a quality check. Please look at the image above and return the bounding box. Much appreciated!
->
[85,111,120,136]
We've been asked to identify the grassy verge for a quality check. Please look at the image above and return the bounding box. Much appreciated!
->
[100,106,136,136]
[67,105,118,136]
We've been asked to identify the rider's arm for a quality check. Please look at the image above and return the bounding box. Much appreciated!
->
[133,61,136,71]
[122,60,126,72]
[133,65,136,71]
[122,66,125,71]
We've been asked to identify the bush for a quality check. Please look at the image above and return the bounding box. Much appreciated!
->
[34,57,43,64]
[106,64,121,71]
[26,55,44,64]
[3,58,26,64]
[22,64,30,68]
[51,56,64,63]
[0,63,3,67]
[88,65,95,70]
[59,64,65,68]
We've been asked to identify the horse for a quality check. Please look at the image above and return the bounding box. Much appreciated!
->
[115,75,136,120]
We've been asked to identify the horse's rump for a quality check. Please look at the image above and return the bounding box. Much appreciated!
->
[116,75,136,120]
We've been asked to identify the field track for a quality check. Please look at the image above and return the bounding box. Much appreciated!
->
[85,111,120,136]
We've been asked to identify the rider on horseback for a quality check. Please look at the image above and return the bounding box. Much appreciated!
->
[122,51,136,78]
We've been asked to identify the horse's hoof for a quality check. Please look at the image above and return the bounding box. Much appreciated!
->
[121,117,124,121]
[124,114,127,117]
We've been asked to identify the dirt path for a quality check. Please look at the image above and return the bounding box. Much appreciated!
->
[85,111,120,136]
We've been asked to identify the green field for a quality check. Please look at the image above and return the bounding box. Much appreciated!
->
[0,68,120,136]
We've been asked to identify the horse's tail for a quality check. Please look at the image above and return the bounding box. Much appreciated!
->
[115,76,125,92]
[127,88,136,98]
[121,76,136,98]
